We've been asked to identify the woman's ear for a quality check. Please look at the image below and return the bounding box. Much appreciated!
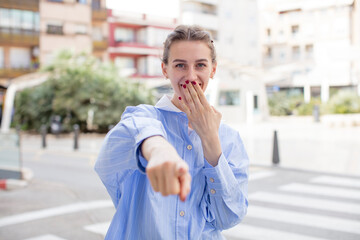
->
[210,62,217,79]
[161,62,168,79]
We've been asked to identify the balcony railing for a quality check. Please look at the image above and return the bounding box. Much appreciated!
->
[0,27,39,46]
[93,39,108,51]
[0,0,39,11]
[0,68,37,79]
[92,9,107,21]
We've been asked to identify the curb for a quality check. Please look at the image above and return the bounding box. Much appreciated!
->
[0,168,33,191]
[0,179,28,190]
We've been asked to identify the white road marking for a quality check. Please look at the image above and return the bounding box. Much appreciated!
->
[310,175,360,188]
[279,183,360,200]
[222,224,329,240]
[249,171,276,181]
[0,200,113,228]
[249,191,360,214]
[84,221,110,236]
[248,205,360,235]
[24,234,68,240]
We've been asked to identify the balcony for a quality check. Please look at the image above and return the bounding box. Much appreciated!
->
[0,0,39,11]
[0,27,39,46]
[109,42,162,56]
[92,9,107,21]
[0,68,37,79]
[93,39,108,51]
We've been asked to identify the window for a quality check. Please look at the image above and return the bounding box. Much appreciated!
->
[47,22,63,35]
[254,95,258,110]
[218,91,240,106]
[92,27,102,41]
[10,47,31,68]
[292,46,300,60]
[77,0,87,4]
[92,0,101,10]
[115,28,134,43]
[11,9,22,28]
[0,8,11,27]
[305,44,313,58]
[265,47,272,59]
[291,25,299,37]
[75,24,87,35]
[266,28,271,37]
[22,11,34,30]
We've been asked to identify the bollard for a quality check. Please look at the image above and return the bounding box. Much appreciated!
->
[73,124,79,150]
[41,124,47,149]
[313,105,320,122]
[272,130,280,165]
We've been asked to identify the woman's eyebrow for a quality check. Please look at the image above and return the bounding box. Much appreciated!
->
[172,59,186,63]
[195,59,208,62]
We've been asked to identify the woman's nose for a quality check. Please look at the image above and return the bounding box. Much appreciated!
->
[186,67,197,81]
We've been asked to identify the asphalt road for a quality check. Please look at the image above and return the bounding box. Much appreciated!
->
[0,134,360,240]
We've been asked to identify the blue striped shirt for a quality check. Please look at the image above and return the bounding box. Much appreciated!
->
[95,95,249,239]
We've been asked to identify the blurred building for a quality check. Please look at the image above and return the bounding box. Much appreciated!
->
[180,0,269,123]
[107,9,177,96]
[40,0,108,65]
[0,0,40,113]
[0,0,40,84]
[260,0,360,102]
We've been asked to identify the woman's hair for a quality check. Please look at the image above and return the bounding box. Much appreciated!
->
[162,25,216,65]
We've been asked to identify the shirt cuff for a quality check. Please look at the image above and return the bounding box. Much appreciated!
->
[203,153,239,197]
[134,127,166,174]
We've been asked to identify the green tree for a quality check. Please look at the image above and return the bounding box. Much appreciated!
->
[14,50,155,133]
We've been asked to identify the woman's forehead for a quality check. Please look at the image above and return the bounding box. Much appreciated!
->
[169,41,211,60]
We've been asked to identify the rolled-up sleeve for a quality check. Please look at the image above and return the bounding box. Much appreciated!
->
[200,128,249,230]
[94,105,167,206]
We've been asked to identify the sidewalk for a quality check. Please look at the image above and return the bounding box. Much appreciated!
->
[18,115,360,177]
[230,116,360,177]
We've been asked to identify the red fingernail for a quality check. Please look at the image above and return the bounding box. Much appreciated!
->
[178,97,182,100]
[183,85,186,89]
[191,81,196,85]
[185,80,189,84]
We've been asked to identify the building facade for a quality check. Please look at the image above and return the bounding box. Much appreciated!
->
[107,10,177,96]
[260,0,360,102]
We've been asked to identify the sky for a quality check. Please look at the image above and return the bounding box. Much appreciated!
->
[106,0,179,18]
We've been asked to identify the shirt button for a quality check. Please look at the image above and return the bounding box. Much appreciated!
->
[210,189,216,194]
[179,211,185,217]
[209,178,214,183]
[187,145,192,150]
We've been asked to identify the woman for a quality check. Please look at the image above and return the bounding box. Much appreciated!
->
[95,25,249,239]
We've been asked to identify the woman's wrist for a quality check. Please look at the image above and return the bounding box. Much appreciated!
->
[201,134,222,166]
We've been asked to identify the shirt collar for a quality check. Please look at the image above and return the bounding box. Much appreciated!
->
[155,95,182,113]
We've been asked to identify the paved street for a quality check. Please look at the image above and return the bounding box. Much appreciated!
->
[0,124,360,240]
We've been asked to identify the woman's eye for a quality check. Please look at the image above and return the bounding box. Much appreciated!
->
[175,64,185,68]
[197,63,206,68]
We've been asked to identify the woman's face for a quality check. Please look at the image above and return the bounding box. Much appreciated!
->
[162,40,217,100]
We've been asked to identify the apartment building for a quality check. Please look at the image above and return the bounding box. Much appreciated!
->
[0,0,40,113]
[0,0,40,83]
[180,0,269,123]
[107,10,177,92]
[260,0,360,102]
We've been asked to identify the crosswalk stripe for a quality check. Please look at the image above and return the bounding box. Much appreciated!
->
[249,171,276,181]
[249,191,360,215]
[0,200,113,228]
[23,234,68,240]
[83,222,110,236]
[279,183,360,200]
[222,224,329,240]
[248,205,360,235]
[310,176,360,188]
